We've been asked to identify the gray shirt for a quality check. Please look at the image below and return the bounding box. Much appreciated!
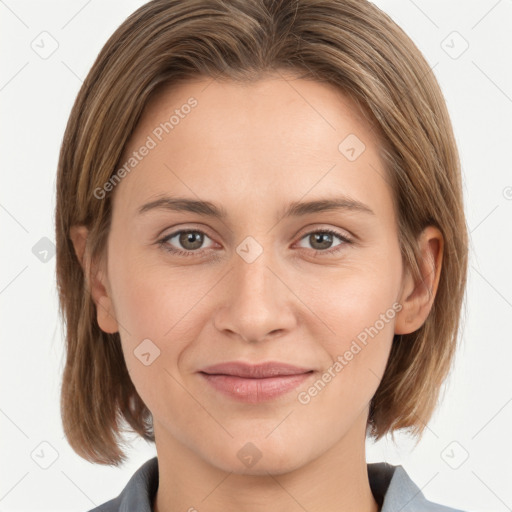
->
[87,456,467,512]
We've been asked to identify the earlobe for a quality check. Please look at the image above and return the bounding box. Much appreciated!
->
[69,224,119,334]
[96,295,119,334]
[394,226,444,335]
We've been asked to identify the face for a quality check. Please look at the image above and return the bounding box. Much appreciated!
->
[91,73,411,474]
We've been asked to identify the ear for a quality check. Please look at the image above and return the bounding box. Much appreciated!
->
[395,226,444,335]
[69,225,119,334]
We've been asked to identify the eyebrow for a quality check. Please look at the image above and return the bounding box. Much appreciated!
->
[137,195,375,219]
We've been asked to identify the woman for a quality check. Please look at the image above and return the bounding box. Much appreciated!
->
[55,1,469,511]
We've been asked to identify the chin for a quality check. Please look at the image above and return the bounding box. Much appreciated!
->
[202,437,311,476]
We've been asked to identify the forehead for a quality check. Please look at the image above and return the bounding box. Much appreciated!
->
[136,73,376,150]
[113,74,392,222]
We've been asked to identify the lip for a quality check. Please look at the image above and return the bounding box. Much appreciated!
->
[198,361,314,403]
[200,361,312,378]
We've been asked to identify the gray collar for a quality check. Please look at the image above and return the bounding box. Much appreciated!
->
[90,456,464,512]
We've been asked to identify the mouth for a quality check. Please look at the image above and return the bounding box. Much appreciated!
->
[198,361,315,403]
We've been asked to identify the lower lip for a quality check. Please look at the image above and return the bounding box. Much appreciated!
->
[200,372,313,403]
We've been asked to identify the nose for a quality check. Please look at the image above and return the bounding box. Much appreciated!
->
[212,241,297,344]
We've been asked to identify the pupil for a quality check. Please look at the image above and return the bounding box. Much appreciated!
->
[180,231,203,250]
[313,233,332,249]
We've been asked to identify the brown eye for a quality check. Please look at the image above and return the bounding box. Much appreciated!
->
[159,229,215,256]
[296,229,353,254]
[309,232,334,250]
[177,231,204,250]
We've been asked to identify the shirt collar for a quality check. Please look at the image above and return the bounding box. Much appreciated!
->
[108,456,461,512]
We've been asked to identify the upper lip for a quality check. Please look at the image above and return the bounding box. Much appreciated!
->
[199,361,313,378]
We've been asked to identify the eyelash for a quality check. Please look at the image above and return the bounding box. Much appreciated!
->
[157,228,353,258]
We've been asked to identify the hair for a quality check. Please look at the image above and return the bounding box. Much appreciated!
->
[56,0,469,466]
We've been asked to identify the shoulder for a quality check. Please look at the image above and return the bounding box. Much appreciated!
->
[368,462,469,512]
[86,457,159,512]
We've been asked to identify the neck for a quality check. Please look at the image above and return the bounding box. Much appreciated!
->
[153,413,379,512]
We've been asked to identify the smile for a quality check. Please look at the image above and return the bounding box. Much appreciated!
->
[198,361,315,403]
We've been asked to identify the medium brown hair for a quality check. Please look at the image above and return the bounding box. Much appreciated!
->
[56,0,469,465]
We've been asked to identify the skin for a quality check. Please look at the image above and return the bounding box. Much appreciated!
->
[71,72,443,512]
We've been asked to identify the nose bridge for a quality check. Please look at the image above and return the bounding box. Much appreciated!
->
[213,234,296,342]
[232,235,280,311]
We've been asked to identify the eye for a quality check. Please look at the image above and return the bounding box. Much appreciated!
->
[157,227,353,258]
[158,229,216,257]
[296,229,353,254]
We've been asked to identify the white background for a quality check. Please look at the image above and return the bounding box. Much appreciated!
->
[1,0,511,511]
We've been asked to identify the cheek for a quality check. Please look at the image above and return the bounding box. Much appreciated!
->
[301,250,401,338]
[295,283,398,423]
[107,250,214,359]
[107,257,204,412]
[297,248,401,388]
[323,284,396,376]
